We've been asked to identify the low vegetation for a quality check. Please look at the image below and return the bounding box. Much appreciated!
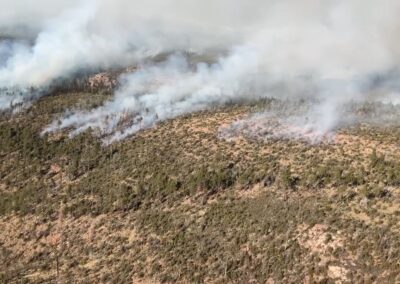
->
[1,93,400,283]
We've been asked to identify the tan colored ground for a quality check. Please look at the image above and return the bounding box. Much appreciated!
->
[2,95,400,283]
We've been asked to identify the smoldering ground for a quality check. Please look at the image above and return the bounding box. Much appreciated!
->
[219,99,400,144]
[2,0,400,142]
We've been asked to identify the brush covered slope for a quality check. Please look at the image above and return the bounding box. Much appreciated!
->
[2,93,400,283]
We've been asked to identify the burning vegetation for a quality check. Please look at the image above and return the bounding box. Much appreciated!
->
[2,93,400,282]
[3,0,400,283]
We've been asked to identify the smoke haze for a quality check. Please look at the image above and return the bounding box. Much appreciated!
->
[2,0,400,141]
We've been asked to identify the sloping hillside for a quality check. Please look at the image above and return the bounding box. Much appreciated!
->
[1,93,400,283]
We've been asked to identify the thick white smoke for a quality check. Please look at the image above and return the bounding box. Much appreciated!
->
[2,0,400,141]
[45,46,261,142]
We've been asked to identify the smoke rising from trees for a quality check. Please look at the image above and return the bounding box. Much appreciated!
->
[2,0,400,141]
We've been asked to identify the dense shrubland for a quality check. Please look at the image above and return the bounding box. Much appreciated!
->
[1,93,400,282]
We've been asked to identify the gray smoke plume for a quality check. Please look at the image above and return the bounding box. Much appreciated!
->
[45,46,261,143]
[2,0,400,141]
